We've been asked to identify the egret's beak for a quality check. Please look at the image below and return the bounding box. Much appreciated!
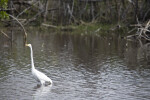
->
[25,44,29,46]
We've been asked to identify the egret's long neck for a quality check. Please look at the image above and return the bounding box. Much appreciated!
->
[29,45,35,69]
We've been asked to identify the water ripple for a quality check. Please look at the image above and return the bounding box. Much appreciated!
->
[0,32,150,100]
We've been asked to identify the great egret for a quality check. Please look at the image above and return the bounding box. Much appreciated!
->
[26,44,52,86]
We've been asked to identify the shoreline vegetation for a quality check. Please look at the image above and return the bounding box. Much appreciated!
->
[0,0,150,41]
[41,22,127,36]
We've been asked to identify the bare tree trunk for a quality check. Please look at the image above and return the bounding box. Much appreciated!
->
[44,0,49,22]
[114,0,119,22]
[91,2,95,21]
[134,0,139,21]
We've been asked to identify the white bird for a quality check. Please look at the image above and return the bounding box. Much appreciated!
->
[26,44,52,86]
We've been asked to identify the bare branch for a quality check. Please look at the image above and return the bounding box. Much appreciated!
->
[7,14,27,43]
[16,1,39,18]
[0,30,11,39]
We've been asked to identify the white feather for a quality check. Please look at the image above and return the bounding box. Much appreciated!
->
[32,68,52,84]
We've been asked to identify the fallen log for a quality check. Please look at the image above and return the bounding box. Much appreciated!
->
[42,23,76,31]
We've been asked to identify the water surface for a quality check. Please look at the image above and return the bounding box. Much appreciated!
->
[0,29,150,100]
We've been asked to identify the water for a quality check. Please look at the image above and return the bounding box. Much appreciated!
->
[0,28,150,100]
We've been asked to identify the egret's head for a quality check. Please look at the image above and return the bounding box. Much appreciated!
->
[25,44,31,47]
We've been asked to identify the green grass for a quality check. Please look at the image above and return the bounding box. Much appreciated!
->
[70,23,114,36]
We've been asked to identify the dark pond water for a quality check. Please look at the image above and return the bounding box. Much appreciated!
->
[0,28,150,100]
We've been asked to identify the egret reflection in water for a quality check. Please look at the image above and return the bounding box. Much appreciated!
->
[33,85,52,99]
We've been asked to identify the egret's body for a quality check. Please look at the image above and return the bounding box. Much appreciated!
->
[26,44,52,85]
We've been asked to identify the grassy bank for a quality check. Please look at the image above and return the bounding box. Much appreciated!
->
[41,22,129,37]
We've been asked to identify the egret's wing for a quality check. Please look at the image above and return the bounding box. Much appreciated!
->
[34,69,51,82]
